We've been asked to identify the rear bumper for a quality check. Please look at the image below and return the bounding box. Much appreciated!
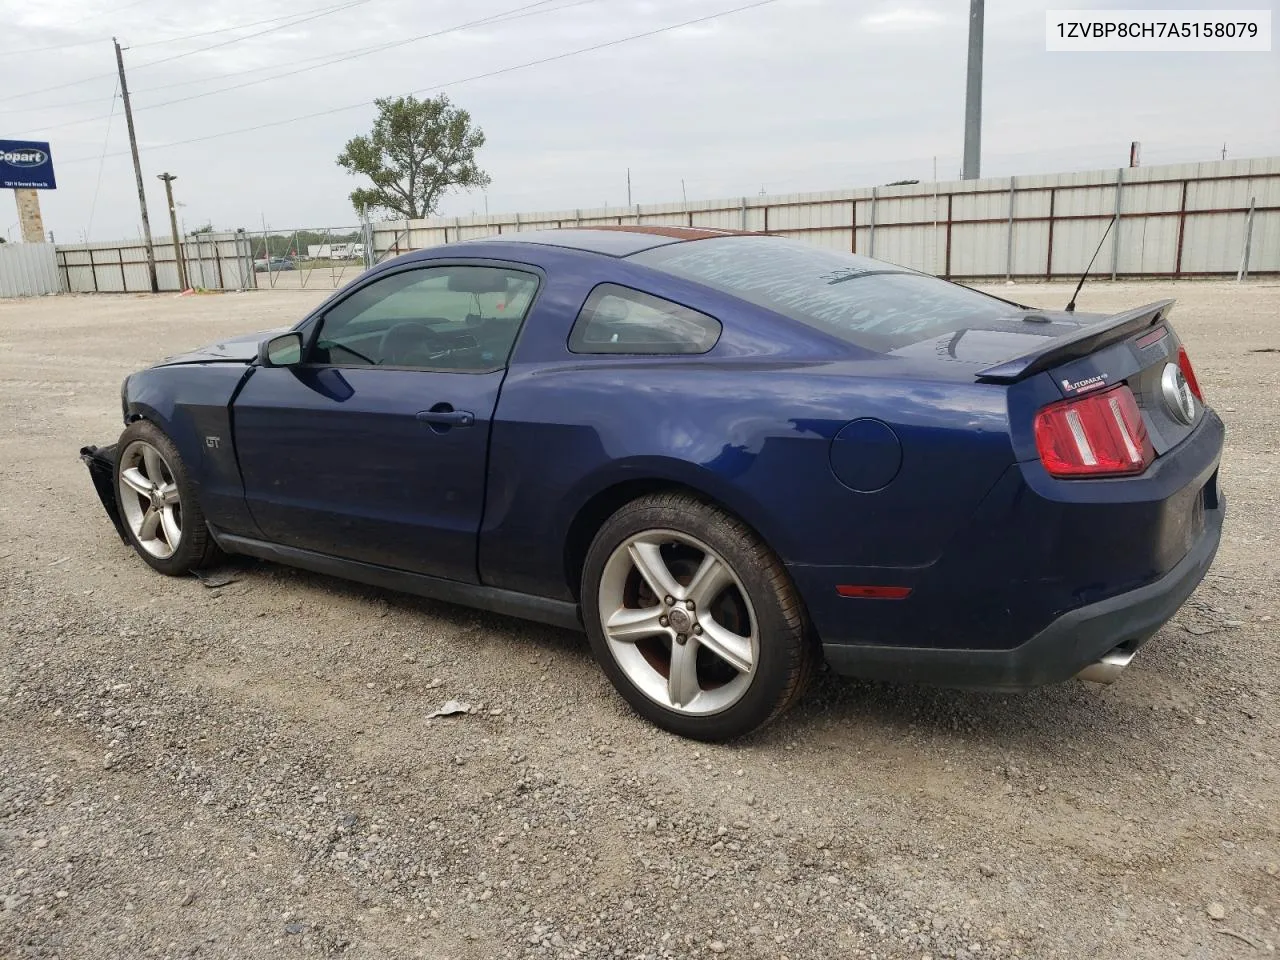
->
[822,489,1223,689]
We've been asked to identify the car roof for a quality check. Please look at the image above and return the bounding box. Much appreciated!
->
[461,224,756,257]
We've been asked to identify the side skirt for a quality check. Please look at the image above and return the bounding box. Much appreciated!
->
[210,529,583,632]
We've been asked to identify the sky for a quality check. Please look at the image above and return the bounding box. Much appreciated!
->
[1,0,1276,242]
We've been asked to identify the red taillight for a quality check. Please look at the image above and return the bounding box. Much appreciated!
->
[1034,385,1154,478]
[1177,346,1203,400]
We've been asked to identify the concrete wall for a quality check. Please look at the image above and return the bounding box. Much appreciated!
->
[369,156,1278,279]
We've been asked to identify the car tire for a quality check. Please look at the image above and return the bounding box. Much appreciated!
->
[114,419,222,576]
[581,492,817,741]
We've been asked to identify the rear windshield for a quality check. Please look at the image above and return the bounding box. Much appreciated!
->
[629,236,1018,352]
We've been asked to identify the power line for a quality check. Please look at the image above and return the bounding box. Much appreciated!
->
[1,26,367,110]
[132,0,578,95]
[127,0,373,70]
[139,0,594,111]
[86,79,121,239]
[0,0,372,102]
[56,0,780,165]
[0,89,108,116]
[0,0,357,58]
[0,37,112,57]
[7,0,598,134]
[132,1,362,48]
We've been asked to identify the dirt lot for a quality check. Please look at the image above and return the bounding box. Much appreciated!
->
[1,280,1277,960]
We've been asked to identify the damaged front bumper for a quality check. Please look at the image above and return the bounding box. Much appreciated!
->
[79,443,128,544]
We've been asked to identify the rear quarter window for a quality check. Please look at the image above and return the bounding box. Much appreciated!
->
[568,284,721,355]
[629,235,1017,352]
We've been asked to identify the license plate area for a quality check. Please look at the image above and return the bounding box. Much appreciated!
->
[1188,487,1206,545]
[1156,478,1207,570]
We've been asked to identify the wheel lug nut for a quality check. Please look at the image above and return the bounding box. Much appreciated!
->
[685,600,695,610]
[664,595,674,606]
[675,634,687,645]
[693,624,702,635]
[659,616,668,627]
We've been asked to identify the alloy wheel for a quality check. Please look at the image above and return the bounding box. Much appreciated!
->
[117,440,183,560]
[598,529,758,716]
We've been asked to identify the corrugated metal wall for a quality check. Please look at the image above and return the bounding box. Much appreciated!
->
[371,156,1278,279]
[54,232,256,293]
[0,242,61,297]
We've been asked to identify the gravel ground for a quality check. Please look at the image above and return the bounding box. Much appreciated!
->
[1,280,1277,960]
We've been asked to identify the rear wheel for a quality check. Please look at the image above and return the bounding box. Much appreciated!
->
[114,420,221,575]
[581,493,815,741]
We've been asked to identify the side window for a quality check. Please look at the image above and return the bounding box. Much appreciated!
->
[310,265,539,371]
[568,284,721,355]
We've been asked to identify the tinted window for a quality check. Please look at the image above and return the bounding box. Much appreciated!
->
[630,236,1017,352]
[311,265,539,371]
[568,284,721,355]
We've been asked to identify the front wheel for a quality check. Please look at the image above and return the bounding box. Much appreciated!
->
[114,419,221,575]
[581,493,816,741]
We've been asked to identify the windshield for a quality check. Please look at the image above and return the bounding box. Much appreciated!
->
[629,236,1021,352]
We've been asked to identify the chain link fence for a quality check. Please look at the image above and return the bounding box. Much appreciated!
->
[242,224,373,290]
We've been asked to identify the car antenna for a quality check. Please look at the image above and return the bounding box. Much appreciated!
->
[1065,214,1118,312]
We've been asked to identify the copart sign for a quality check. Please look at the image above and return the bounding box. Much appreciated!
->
[0,140,56,190]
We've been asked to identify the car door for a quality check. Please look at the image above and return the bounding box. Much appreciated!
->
[232,261,541,582]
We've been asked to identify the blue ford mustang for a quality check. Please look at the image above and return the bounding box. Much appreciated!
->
[82,227,1224,740]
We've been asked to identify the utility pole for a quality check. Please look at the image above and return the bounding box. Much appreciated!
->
[626,168,632,207]
[114,37,158,292]
[157,173,187,290]
[961,0,984,180]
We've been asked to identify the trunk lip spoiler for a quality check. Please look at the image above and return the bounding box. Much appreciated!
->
[976,299,1175,384]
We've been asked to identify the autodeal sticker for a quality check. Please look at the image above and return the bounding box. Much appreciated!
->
[1061,372,1110,394]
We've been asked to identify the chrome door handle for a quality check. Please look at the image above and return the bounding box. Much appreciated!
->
[416,409,475,427]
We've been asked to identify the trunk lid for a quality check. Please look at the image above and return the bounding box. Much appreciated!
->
[884,301,1173,383]
[890,298,1203,458]
[1004,300,1201,456]
[974,300,1174,384]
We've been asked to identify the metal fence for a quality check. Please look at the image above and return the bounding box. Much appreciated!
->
[369,156,1278,280]
[242,225,368,290]
[0,242,60,297]
[25,155,1273,301]
[54,231,255,293]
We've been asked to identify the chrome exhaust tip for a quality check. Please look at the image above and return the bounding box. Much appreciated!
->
[1076,648,1136,685]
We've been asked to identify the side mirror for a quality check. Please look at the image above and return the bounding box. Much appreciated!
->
[258,332,303,367]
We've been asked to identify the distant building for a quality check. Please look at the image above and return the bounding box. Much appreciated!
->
[306,243,361,260]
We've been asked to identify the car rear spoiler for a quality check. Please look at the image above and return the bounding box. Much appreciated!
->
[976,299,1174,384]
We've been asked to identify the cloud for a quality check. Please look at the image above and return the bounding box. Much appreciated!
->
[860,7,946,31]
[0,0,1274,240]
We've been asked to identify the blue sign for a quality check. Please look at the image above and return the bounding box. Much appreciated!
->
[0,140,56,190]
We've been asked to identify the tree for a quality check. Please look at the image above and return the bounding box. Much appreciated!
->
[185,222,213,237]
[337,94,491,220]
